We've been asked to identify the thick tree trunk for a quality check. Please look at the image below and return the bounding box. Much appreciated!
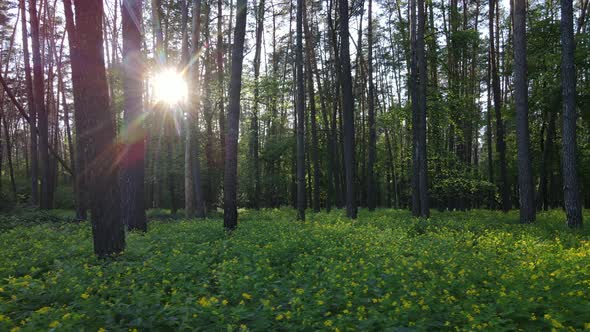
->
[339,0,357,219]
[561,0,583,228]
[513,0,536,223]
[223,0,247,231]
[121,0,148,232]
[73,0,125,257]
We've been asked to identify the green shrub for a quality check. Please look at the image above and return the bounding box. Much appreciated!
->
[0,209,588,331]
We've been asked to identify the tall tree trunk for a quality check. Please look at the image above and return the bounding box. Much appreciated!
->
[121,0,148,232]
[249,0,264,209]
[189,0,206,218]
[490,0,510,212]
[223,0,247,231]
[295,0,306,220]
[513,0,535,223]
[63,0,88,220]
[73,0,125,257]
[561,0,583,228]
[217,0,225,175]
[417,0,429,217]
[486,54,494,209]
[303,0,320,213]
[366,0,376,211]
[339,0,357,219]
[29,0,51,209]
[20,0,38,206]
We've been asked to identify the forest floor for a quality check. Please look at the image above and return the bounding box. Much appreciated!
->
[1,208,589,331]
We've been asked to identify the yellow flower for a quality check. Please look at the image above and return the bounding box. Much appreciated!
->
[222,299,229,305]
[242,293,252,300]
[98,328,106,332]
[81,293,90,299]
[49,321,60,328]
[276,314,284,321]
[584,322,590,329]
[36,306,51,314]
[0,287,4,292]
[198,297,210,307]
[324,320,333,327]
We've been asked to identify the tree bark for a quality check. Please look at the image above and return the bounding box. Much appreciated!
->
[73,0,125,257]
[489,0,510,212]
[513,0,536,223]
[303,0,320,213]
[20,0,39,206]
[63,0,88,220]
[121,0,148,232]
[29,0,51,209]
[249,0,264,209]
[561,0,583,228]
[223,0,247,231]
[367,0,377,211]
[189,0,206,218]
[296,0,306,220]
[339,0,357,219]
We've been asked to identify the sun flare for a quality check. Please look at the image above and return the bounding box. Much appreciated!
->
[151,69,188,105]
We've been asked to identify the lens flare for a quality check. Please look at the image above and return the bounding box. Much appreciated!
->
[151,69,188,105]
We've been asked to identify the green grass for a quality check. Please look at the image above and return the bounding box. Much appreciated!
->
[0,209,589,331]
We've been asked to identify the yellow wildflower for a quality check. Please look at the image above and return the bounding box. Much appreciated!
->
[49,321,60,328]
[242,293,252,300]
[276,314,284,321]
[81,293,90,299]
[324,320,333,327]
[222,299,229,305]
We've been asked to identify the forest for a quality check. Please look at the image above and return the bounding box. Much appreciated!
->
[0,0,589,330]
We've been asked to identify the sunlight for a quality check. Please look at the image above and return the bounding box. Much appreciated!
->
[151,69,188,105]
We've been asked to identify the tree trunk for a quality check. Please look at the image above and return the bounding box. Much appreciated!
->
[303,0,320,213]
[513,0,536,223]
[296,0,306,220]
[561,0,583,228]
[63,0,88,220]
[339,0,357,219]
[73,0,125,257]
[29,0,51,209]
[189,0,206,218]
[217,0,225,175]
[121,0,148,232]
[490,0,510,212]
[223,0,247,231]
[20,0,38,206]
[249,0,264,209]
[367,0,377,211]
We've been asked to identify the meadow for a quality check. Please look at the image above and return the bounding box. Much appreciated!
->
[0,209,589,331]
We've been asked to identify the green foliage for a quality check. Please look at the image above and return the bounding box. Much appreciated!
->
[1,209,589,330]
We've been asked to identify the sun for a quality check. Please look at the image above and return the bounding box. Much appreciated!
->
[151,69,188,105]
